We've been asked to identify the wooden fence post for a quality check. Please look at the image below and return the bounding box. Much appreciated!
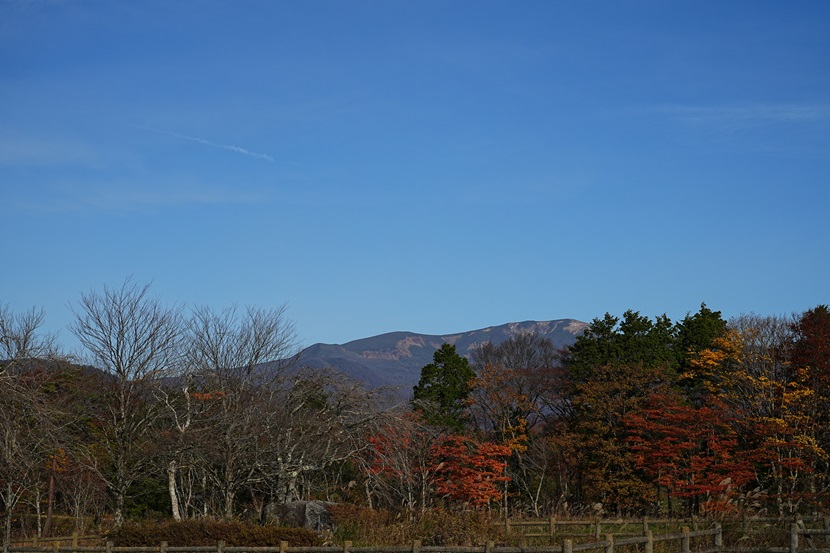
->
[106,540,113,553]
[412,539,421,553]
[550,515,556,541]
[714,523,723,552]
[72,531,78,553]
[642,517,649,535]
[644,530,653,553]
[789,523,798,553]
[160,541,168,553]
[681,526,690,553]
[52,541,59,553]
[604,533,614,553]
[562,538,573,553]
[280,541,288,553]
[485,540,494,553]
[217,540,225,553]
[344,540,352,553]
[594,519,601,540]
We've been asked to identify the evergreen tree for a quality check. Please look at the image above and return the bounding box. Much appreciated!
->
[567,310,677,384]
[675,303,728,374]
[412,343,475,431]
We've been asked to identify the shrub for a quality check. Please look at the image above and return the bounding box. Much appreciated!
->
[106,519,321,547]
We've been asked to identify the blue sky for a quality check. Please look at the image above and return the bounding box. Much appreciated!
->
[2,0,829,352]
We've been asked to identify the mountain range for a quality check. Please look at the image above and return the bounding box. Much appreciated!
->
[294,319,588,393]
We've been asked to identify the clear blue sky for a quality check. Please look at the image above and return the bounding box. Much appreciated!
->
[2,0,828,352]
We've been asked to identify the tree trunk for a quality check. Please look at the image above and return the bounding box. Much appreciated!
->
[34,487,43,537]
[224,490,235,519]
[251,491,265,524]
[280,477,298,504]
[114,486,126,528]
[168,460,182,521]
[202,475,208,518]
[43,457,56,537]
[4,481,14,550]
[364,479,373,510]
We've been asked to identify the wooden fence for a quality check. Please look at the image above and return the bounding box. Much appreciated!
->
[7,518,830,553]
[9,533,102,549]
[502,516,830,543]
[502,516,830,551]
[503,517,701,542]
[2,527,724,553]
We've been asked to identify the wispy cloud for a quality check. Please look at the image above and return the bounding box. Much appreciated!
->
[138,126,275,162]
[657,104,830,131]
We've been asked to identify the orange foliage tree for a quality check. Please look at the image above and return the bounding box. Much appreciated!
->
[366,419,513,511]
[625,392,752,515]
[432,434,512,509]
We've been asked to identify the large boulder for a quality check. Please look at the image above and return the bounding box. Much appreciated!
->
[266,501,335,531]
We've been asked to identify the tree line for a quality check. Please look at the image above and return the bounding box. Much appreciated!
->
[0,280,385,545]
[1,280,828,545]
[391,304,830,520]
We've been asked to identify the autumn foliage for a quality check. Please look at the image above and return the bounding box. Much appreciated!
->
[365,305,830,519]
[432,435,512,507]
[3,300,830,533]
[367,418,512,510]
[625,393,753,513]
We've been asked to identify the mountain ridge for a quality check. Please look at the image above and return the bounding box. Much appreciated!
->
[295,319,587,392]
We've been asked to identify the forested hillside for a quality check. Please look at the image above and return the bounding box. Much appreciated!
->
[2,282,828,545]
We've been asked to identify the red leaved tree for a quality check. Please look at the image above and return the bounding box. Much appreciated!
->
[625,392,752,515]
[432,434,512,509]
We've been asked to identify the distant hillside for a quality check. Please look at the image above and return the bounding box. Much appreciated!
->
[295,319,587,392]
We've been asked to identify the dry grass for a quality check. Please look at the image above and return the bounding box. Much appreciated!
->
[328,506,508,546]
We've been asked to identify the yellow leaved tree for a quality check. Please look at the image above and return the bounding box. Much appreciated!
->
[683,314,829,515]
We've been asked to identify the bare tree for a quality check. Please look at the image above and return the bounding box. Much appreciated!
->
[185,304,300,518]
[359,410,444,513]
[0,305,59,547]
[257,370,386,509]
[58,459,107,532]
[184,304,387,519]
[470,332,566,433]
[0,305,57,373]
[69,279,183,526]
[156,374,200,521]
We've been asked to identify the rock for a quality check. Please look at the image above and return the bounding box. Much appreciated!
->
[266,500,335,531]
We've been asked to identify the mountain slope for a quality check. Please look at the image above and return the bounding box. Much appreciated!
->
[296,319,587,392]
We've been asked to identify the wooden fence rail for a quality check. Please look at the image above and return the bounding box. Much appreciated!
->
[503,516,830,543]
[8,518,830,553]
[504,517,700,541]
[9,533,109,550]
[4,526,724,553]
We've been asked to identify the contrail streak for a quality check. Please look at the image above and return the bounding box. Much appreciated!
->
[137,126,275,162]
